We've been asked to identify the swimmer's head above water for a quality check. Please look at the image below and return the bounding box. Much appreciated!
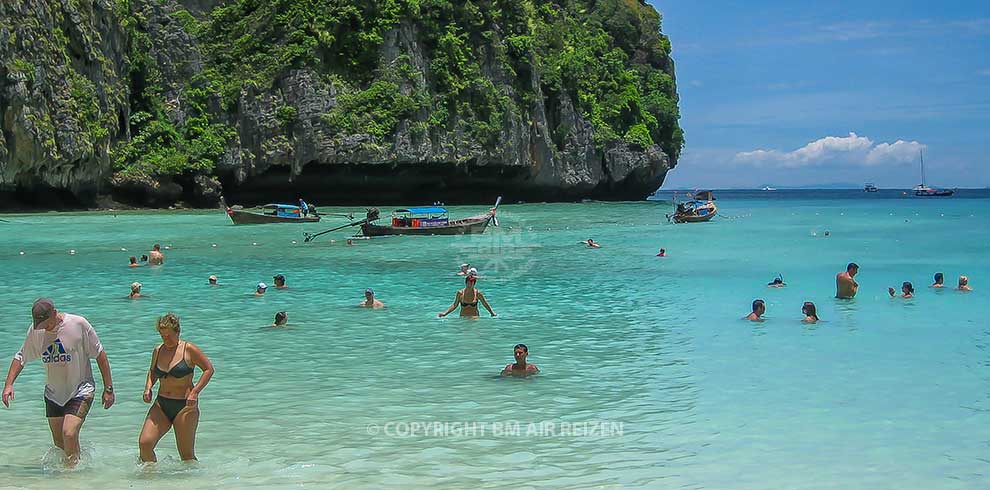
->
[274,311,287,326]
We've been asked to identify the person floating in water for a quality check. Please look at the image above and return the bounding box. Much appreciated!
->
[141,255,149,263]
[3,299,116,467]
[359,288,385,309]
[439,275,496,318]
[501,344,539,377]
[957,275,973,291]
[745,299,766,321]
[255,283,267,296]
[129,256,140,268]
[149,244,165,265]
[272,274,288,289]
[931,272,945,288]
[585,239,601,248]
[272,311,288,327]
[208,275,219,286]
[836,263,859,299]
[802,302,819,323]
[767,276,786,288]
[889,281,914,298]
[139,312,214,462]
[129,282,144,299]
[656,248,666,257]
[457,263,470,276]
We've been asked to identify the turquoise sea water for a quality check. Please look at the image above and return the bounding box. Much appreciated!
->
[1,192,988,489]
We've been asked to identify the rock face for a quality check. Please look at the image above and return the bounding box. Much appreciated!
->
[0,0,682,209]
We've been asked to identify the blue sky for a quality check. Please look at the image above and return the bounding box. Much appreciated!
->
[650,0,990,188]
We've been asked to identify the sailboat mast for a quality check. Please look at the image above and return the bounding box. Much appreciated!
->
[920,150,926,186]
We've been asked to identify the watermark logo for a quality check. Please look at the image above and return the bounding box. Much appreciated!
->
[366,420,624,438]
[450,211,541,282]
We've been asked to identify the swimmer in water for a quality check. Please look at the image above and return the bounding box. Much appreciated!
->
[255,282,267,296]
[824,230,830,237]
[272,274,288,289]
[957,275,972,291]
[438,275,496,318]
[801,302,819,323]
[585,239,601,248]
[888,281,914,298]
[208,275,218,286]
[931,272,945,288]
[836,263,859,299]
[129,282,144,299]
[346,239,354,246]
[359,288,385,309]
[272,311,288,327]
[500,344,539,377]
[129,256,140,268]
[656,248,666,257]
[139,312,214,462]
[767,276,786,288]
[745,299,766,321]
[149,244,165,265]
[456,264,470,276]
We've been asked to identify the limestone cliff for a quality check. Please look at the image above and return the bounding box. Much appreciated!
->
[0,0,683,208]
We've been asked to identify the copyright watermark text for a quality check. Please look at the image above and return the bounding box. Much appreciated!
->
[366,420,623,438]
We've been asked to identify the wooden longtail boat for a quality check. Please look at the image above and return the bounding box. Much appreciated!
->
[226,204,321,225]
[668,190,718,223]
[302,197,501,242]
[361,197,500,236]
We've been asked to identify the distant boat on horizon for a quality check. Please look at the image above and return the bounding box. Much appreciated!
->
[864,183,879,193]
[913,150,954,197]
[762,186,777,191]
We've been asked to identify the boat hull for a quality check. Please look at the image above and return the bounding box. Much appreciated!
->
[915,190,954,197]
[672,210,717,223]
[227,209,321,225]
[360,215,493,236]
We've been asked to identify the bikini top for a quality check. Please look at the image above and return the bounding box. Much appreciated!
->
[461,291,478,307]
[153,342,194,379]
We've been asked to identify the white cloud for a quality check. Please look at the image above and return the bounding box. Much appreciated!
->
[865,140,926,165]
[734,132,925,168]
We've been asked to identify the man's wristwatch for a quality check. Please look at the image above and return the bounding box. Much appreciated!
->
[104,385,114,394]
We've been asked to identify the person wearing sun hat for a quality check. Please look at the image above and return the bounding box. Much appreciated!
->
[255,283,267,296]
[129,282,144,299]
[272,274,288,289]
[3,298,116,467]
[208,275,218,286]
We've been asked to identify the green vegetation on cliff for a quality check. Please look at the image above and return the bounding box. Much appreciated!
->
[199,0,683,157]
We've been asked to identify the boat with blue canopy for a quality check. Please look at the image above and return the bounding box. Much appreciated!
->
[226,203,321,225]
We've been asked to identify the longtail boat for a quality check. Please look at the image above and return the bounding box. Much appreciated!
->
[303,197,501,242]
[226,204,321,225]
[668,190,718,223]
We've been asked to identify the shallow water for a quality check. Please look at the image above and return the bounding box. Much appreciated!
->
[1,193,988,489]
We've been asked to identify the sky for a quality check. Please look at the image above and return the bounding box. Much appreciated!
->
[649,0,990,189]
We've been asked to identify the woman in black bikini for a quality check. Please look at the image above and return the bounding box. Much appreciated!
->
[139,312,215,462]
[438,275,496,318]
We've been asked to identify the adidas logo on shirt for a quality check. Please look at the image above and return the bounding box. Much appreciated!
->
[42,339,71,363]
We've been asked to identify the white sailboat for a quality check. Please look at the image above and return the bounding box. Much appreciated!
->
[912,151,953,197]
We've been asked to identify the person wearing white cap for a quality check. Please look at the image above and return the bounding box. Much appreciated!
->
[208,275,218,286]
[358,288,385,308]
[255,283,267,296]
[129,282,144,299]
[456,264,470,276]
[3,298,116,467]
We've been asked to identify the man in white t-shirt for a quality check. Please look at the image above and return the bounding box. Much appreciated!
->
[2,298,115,465]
